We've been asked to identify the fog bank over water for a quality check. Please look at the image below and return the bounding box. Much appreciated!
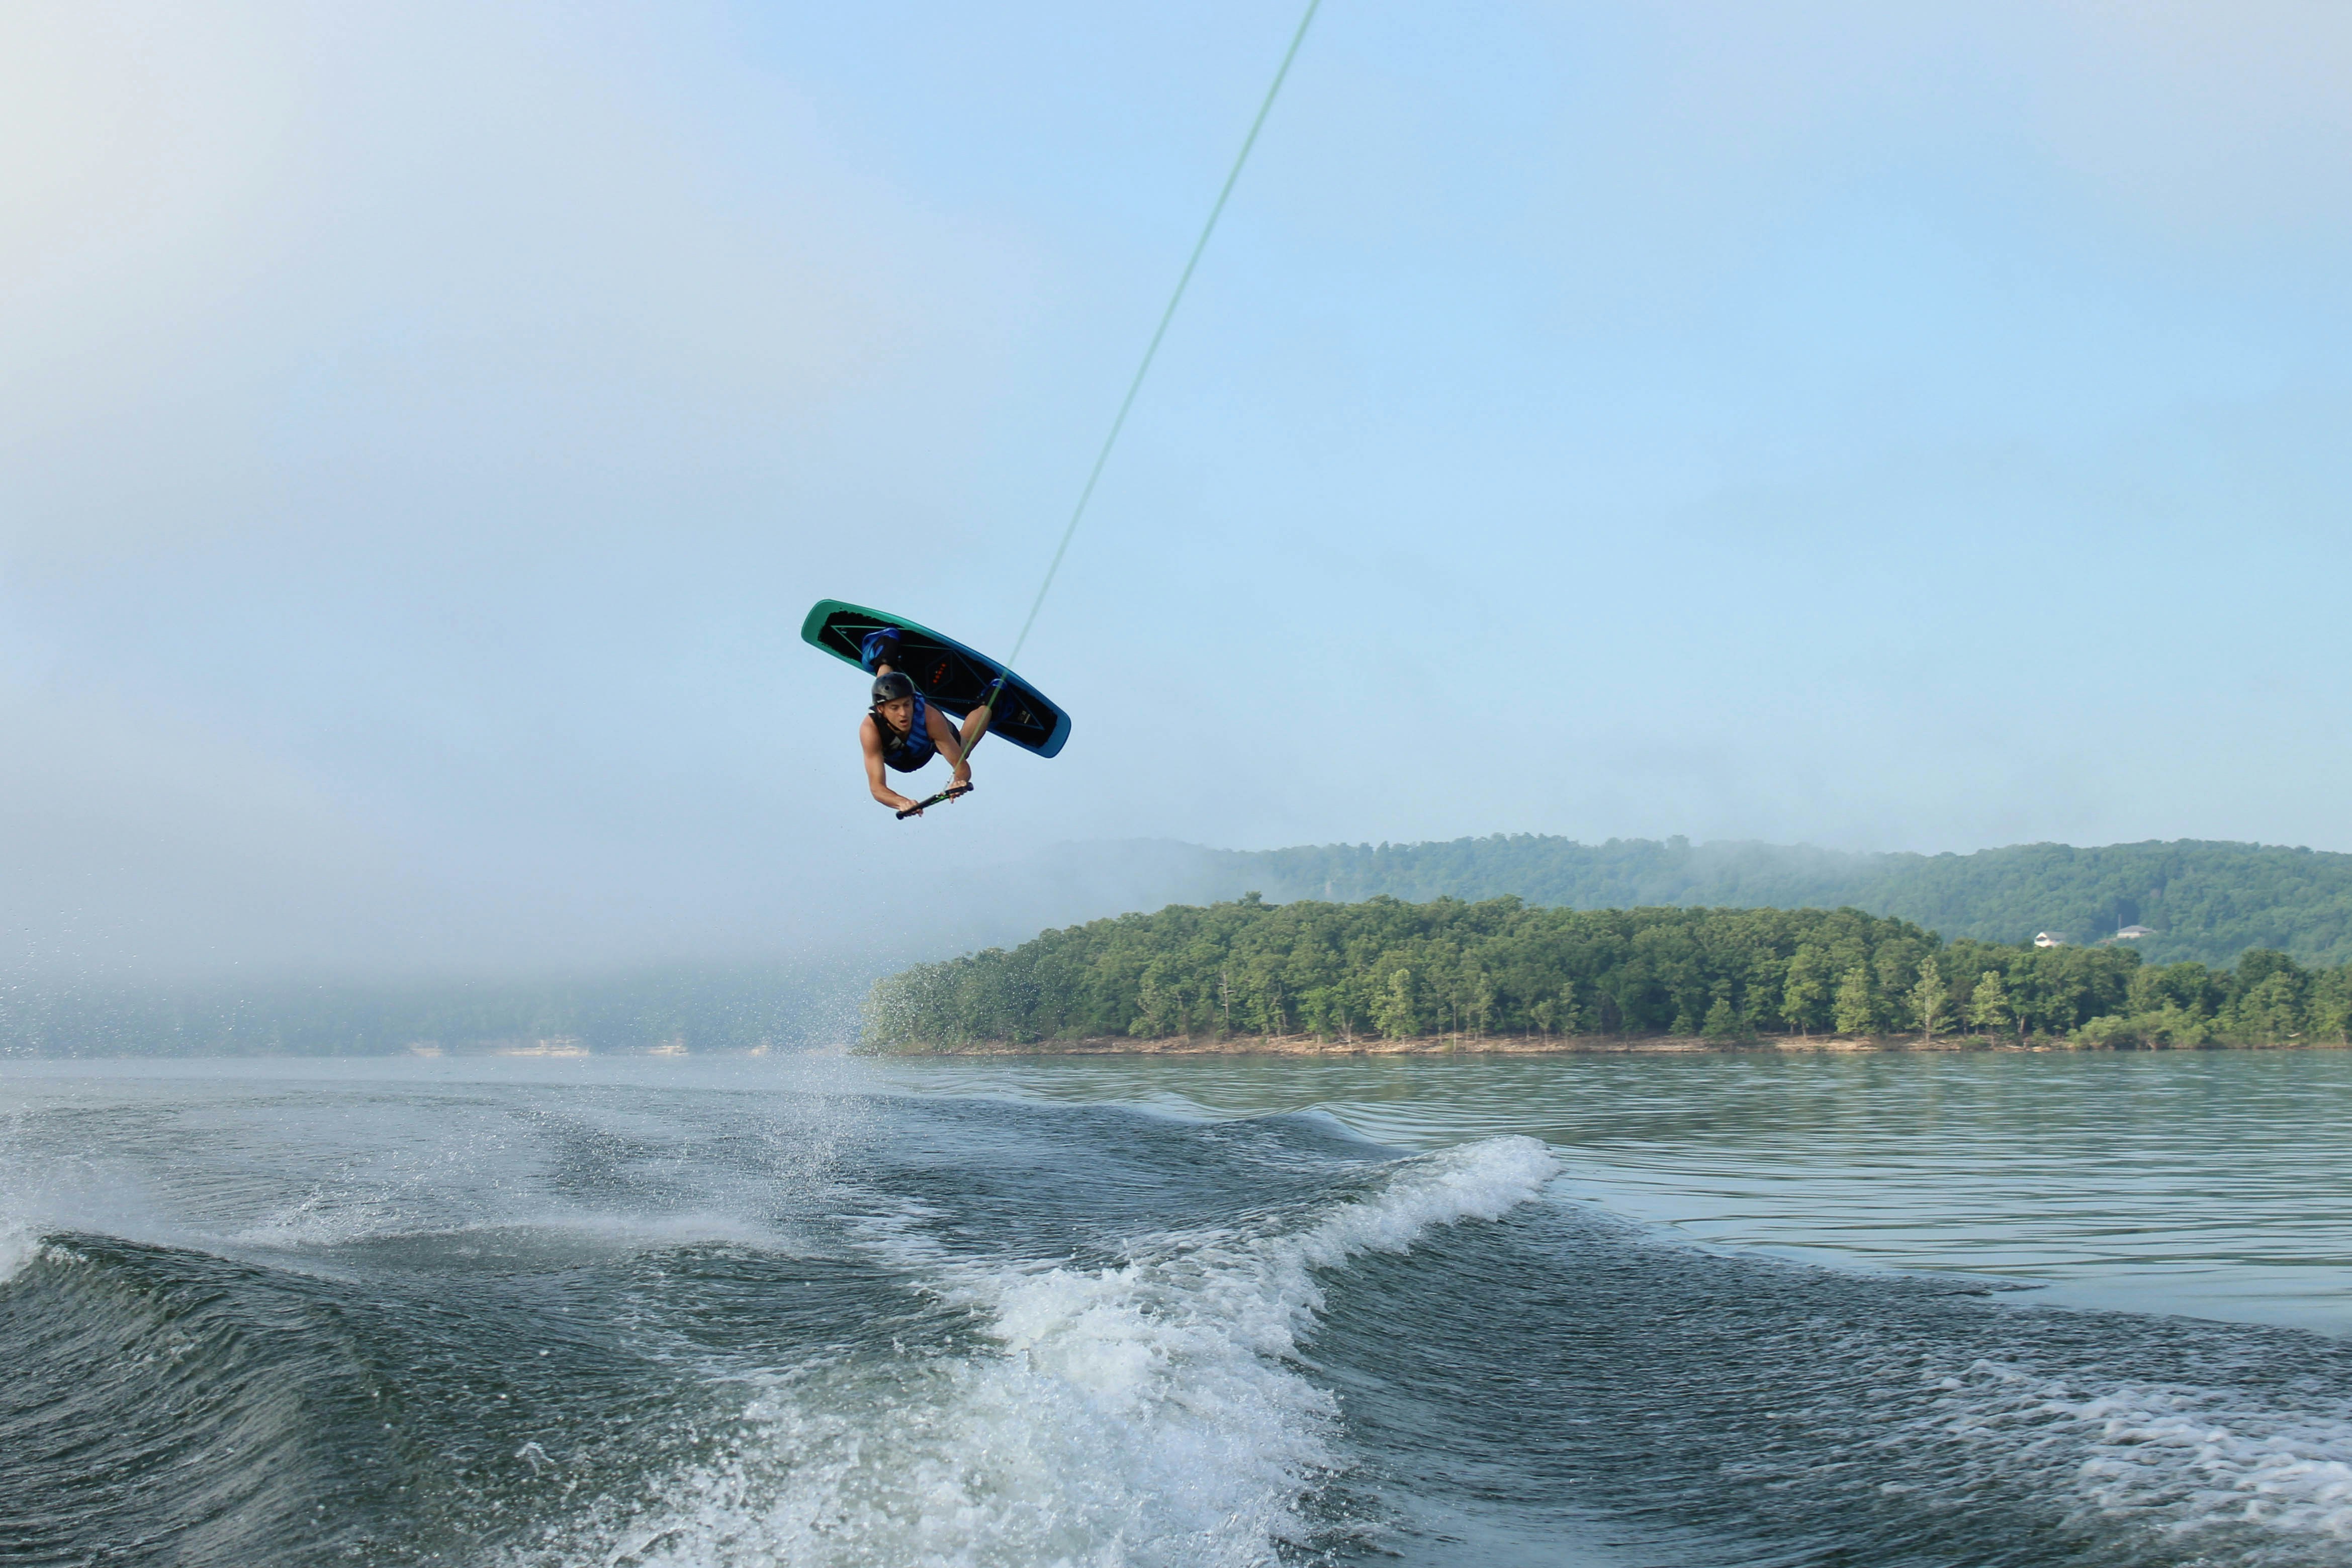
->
[1,837,1245,1053]
[1,823,1236,983]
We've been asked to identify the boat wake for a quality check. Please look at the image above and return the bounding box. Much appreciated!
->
[516,1137,1559,1568]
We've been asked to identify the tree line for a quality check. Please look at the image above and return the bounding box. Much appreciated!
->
[1200,836,2352,969]
[862,895,2352,1052]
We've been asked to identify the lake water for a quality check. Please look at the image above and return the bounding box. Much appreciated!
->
[5,1049,2349,1565]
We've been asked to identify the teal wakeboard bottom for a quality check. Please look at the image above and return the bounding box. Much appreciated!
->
[801,599,1071,760]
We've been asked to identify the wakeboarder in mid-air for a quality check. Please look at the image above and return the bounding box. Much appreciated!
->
[858,628,994,817]
[799,600,1068,819]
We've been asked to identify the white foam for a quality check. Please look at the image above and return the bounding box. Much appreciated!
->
[1922,1358,2352,1550]
[225,1188,409,1250]
[523,1136,1559,1568]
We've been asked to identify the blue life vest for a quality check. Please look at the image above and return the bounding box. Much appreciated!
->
[875,691,939,773]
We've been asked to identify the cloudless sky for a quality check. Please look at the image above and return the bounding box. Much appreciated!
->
[5,1,2348,975]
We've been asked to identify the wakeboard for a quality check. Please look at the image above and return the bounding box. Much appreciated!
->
[800,599,1071,759]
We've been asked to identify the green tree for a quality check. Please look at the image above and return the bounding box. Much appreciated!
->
[2224,950,2308,1041]
[1967,969,2013,1037]
[1910,956,1949,1041]
[2310,967,2352,1044]
[1466,961,1497,1038]
[1780,943,1829,1036]
[1833,966,1875,1037]
[1132,959,1177,1038]
[1373,967,1418,1040]
[2231,972,2306,1042]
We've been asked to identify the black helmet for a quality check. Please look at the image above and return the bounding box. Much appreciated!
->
[871,671,917,705]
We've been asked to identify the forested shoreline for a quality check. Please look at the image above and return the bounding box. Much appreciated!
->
[1192,836,2352,969]
[863,895,2352,1053]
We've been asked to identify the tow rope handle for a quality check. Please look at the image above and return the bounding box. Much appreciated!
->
[896,781,974,820]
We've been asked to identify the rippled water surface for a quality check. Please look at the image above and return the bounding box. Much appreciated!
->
[874,1049,2352,1334]
[4,1050,2349,1567]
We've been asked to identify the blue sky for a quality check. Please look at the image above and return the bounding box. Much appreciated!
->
[4,1,2348,973]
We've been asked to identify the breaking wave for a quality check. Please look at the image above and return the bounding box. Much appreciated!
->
[519,1137,1558,1568]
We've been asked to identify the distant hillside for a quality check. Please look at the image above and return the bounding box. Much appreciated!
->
[1165,837,2352,969]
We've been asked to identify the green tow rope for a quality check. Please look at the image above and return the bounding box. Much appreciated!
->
[1005,0,1322,668]
[908,0,1318,821]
